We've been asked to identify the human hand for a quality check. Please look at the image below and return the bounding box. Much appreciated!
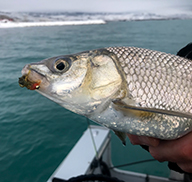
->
[127,132,192,173]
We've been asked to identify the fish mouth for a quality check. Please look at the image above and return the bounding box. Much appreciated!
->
[19,70,42,90]
[18,65,46,90]
[19,73,41,90]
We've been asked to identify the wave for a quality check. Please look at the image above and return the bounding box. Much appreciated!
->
[0,19,106,28]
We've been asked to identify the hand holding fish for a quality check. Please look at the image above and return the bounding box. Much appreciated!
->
[127,133,160,147]
[128,132,192,173]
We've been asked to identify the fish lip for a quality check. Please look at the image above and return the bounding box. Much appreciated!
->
[29,68,46,78]
[21,64,46,78]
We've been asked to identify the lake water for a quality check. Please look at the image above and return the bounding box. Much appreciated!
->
[0,19,192,182]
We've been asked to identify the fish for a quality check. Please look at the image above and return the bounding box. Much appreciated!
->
[19,44,192,145]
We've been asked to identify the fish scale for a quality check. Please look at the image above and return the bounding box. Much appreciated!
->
[107,47,192,114]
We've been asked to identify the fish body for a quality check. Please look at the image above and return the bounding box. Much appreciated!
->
[19,46,192,142]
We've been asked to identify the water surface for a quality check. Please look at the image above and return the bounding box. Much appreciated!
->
[0,19,192,182]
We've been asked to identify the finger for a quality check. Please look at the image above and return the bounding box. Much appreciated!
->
[127,134,160,147]
[149,132,192,163]
[178,162,192,173]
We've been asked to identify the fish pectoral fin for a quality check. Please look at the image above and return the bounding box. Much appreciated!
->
[112,99,192,119]
[113,130,127,146]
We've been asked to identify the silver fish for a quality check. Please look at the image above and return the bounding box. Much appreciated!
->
[19,46,192,144]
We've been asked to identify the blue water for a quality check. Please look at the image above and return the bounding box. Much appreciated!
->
[0,19,192,182]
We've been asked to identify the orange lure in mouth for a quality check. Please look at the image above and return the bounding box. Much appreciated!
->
[18,70,41,90]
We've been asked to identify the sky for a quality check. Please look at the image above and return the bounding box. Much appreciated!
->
[1,0,192,15]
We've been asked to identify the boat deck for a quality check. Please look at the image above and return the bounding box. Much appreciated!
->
[47,125,185,182]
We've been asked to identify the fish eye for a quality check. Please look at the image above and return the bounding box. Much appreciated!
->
[56,62,65,70]
[54,58,70,73]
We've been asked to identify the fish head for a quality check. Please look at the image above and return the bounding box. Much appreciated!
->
[19,49,125,115]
